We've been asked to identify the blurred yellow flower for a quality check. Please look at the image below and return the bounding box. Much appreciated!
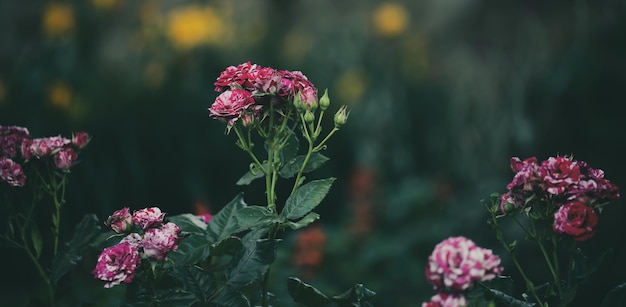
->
[43,3,74,36]
[48,81,72,109]
[167,5,225,49]
[372,3,409,37]
[144,62,165,89]
[281,29,312,62]
[335,69,368,105]
[91,0,121,11]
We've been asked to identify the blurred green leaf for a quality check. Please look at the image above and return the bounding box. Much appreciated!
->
[171,266,216,305]
[331,283,376,306]
[30,223,43,259]
[279,153,329,179]
[285,212,320,230]
[601,282,626,307]
[287,277,331,307]
[208,193,247,244]
[51,214,101,284]
[281,178,335,220]
[224,238,277,287]
[210,288,250,307]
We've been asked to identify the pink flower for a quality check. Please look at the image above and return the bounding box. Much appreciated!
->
[72,132,90,149]
[422,292,467,307]
[105,207,133,233]
[553,201,598,242]
[506,157,540,193]
[0,157,27,187]
[278,70,316,101]
[538,156,581,196]
[570,161,620,203]
[298,86,318,110]
[197,213,212,223]
[425,236,503,291]
[0,125,30,158]
[208,89,256,129]
[249,66,281,95]
[23,136,71,159]
[499,193,519,213]
[120,233,143,249]
[141,222,182,261]
[53,147,78,170]
[92,242,141,288]
[214,62,260,92]
[132,207,165,230]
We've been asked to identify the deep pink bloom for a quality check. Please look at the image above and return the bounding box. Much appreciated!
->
[132,207,165,230]
[92,242,141,288]
[214,62,260,92]
[23,136,71,159]
[278,70,316,100]
[0,157,27,187]
[553,201,598,242]
[72,132,90,149]
[105,207,133,233]
[425,236,503,291]
[53,147,78,170]
[506,157,540,193]
[570,161,620,203]
[249,66,281,95]
[0,125,30,158]
[197,213,212,223]
[209,89,256,129]
[141,222,182,261]
[538,156,581,195]
[422,292,467,307]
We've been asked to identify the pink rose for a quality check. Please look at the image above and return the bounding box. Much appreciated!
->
[425,236,503,291]
[120,233,143,249]
[538,156,581,195]
[506,157,540,193]
[92,242,141,288]
[24,136,71,159]
[553,201,598,242]
[208,89,256,129]
[105,207,133,233]
[213,62,259,92]
[499,193,519,213]
[72,132,90,149]
[422,292,467,307]
[249,66,281,95]
[132,207,165,230]
[53,147,78,170]
[0,157,27,187]
[0,125,30,158]
[141,222,182,261]
[298,86,318,110]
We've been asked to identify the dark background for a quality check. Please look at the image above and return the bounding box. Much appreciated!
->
[1,0,626,305]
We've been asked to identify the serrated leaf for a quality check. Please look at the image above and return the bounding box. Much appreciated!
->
[153,289,198,305]
[210,288,250,307]
[281,178,336,220]
[287,277,331,307]
[208,193,247,243]
[211,236,242,256]
[331,283,376,304]
[279,130,300,162]
[236,163,267,186]
[224,238,278,287]
[234,206,280,232]
[172,266,216,305]
[168,233,212,266]
[51,214,101,283]
[485,288,536,307]
[168,213,208,234]
[285,212,320,230]
[279,153,330,179]
[30,224,43,259]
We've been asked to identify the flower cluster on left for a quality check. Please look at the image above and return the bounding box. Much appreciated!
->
[93,207,182,288]
[0,124,90,306]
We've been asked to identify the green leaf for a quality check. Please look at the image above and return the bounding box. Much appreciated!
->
[484,288,536,307]
[153,289,198,305]
[285,212,320,230]
[211,236,243,256]
[602,282,626,307]
[51,214,102,283]
[234,205,280,232]
[208,193,247,244]
[279,153,330,179]
[224,238,278,287]
[168,233,213,266]
[236,162,267,186]
[167,213,207,233]
[210,288,250,307]
[281,178,336,220]
[171,266,216,305]
[279,130,300,162]
[30,224,43,259]
[331,283,376,305]
[287,277,331,307]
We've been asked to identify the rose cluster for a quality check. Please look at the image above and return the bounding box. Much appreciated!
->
[209,62,318,130]
[0,125,90,187]
[423,236,503,307]
[500,156,620,241]
[93,207,182,288]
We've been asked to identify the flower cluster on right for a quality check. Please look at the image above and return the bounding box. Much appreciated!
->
[499,155,620,241]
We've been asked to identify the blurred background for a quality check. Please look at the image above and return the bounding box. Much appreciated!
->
[1,0,626,305]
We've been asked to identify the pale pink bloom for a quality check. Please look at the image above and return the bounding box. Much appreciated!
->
[92,242,141,288]
[53,147,78,170]
[120,233,143,249]
[538,156,581,195]
[422,292,467,307]
[132,207,165,230]
[141,222,182,261]
[214,62,260,92]
[0,157,27,187]
[0,125,30,158]
[425,236,503,291]
[23,136,71,159]
[553,201,598,242]
[208,89,256,129]
[105,207,133,233]
[72,131,90,149]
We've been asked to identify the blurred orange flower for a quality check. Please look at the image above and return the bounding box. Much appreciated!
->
[372,2,409,37]
[292,224,327,279]
[166,5,225,49]
[48,81,72,109]
[335,69,368,105]
[43,3,74,37]
[91,0,121,11]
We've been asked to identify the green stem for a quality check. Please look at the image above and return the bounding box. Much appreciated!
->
[234,126,267,176]
[312,128,339,152]
[51,174,67,257]
[261,225,278,307]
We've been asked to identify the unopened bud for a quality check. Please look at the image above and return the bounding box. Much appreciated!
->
[334,106,349,127]
[304,110,315,123]
[319,89,330,111]
[241,113,255,128]
[293,94,303,110]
